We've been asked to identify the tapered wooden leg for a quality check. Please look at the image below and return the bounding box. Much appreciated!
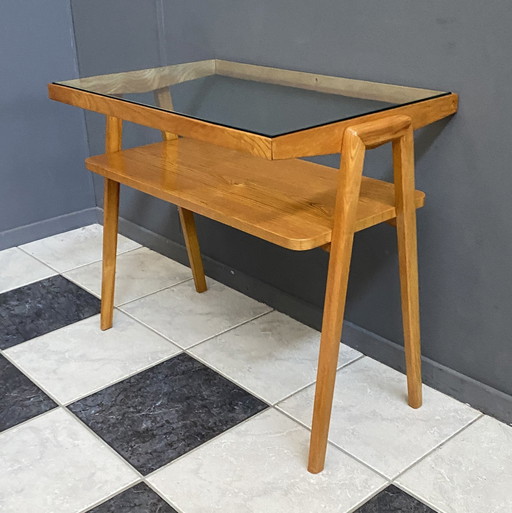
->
[308,235,356,473]
[178,207,207,293]
[100,115,122,331]
[308,132,365,474]
[100,178,120,330]
[393,133,422,408]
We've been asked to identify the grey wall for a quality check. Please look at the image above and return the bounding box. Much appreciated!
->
[0,0,95,249]
[69,1,512,416]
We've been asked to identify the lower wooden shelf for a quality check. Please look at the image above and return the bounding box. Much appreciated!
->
[86,137,425,250]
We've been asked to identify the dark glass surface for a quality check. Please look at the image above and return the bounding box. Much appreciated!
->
[56,62,448,137]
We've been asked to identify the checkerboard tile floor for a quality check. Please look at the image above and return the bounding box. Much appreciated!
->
[1,224,511,513]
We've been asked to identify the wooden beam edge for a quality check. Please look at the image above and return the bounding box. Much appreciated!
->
[48,83,272,159]
[271,93,458,159]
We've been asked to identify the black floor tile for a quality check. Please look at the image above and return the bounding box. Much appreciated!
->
[68,353,268,475]
[0,275,100,349]
[0,354,57,431]
[355,485,436,512]
[87,483,177,513]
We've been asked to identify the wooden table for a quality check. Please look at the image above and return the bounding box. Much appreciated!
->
[48,59,458,473]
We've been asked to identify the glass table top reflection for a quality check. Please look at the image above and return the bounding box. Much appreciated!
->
[55,60,449,138]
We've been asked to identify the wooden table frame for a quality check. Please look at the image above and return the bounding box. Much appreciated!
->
[49,60,458,473]
[49,59,457,159]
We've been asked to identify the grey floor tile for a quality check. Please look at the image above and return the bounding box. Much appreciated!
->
[87,483,177,513]
[0,275,100,349]
[397,416,512,513]
[64,247,192,305]
[121,279,272,348]
[6,311,180,404]
[0,408,137,513]
[68,353,268,475]
[0,247,56,294]
[20,224,140,272]
[0,354,57,432]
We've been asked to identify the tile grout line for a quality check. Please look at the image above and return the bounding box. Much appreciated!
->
[182,350,274,408]
[60,407,146,478]
[17,237,142,275]
[0,254,56,294]
[114,277,194,307]
[274,353,365,405]
[142,477,186,513]
[179,308,275,351]
[74,478,145,513]
[62,272,193,306]
[154,311,366,415]
[274,404,392,482]
[120,305,275,352]
[1,351,67,409]
[390,412,485,481]
[143,408,271,479]
[0,405,60,439]
[343,481,394,513]
[391,482,450,513]
[2,351,146,485]
[60,348,185,407]
[3,313,103,355]
[16,247,63,274]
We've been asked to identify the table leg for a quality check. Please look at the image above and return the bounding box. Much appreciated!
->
[153,89,207,293]
[393,132,422,408]
[308,131,365,474]
[100,115,122,331]
[100,178,120,330]
[178,207,207,293]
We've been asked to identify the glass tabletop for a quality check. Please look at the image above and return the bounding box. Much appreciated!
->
[55,60,449,138]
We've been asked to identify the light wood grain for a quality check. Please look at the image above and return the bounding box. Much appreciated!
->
[49,83,273,159]
[308,115,419,473]
[100,116,122,331]
[59,60,215,95]
[215,60,443,103]
[85,137,425,251]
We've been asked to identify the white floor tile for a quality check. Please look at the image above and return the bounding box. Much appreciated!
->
[278,357,480,478]
[20,224,140,272]
[0,247,56,293]
[397,415,512,513]
[0,408,137,513]
[149,409,385,513]
[64,247,192,305]
[5,311,180,404]
[121,279,272,349]
[190,311,362,404]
